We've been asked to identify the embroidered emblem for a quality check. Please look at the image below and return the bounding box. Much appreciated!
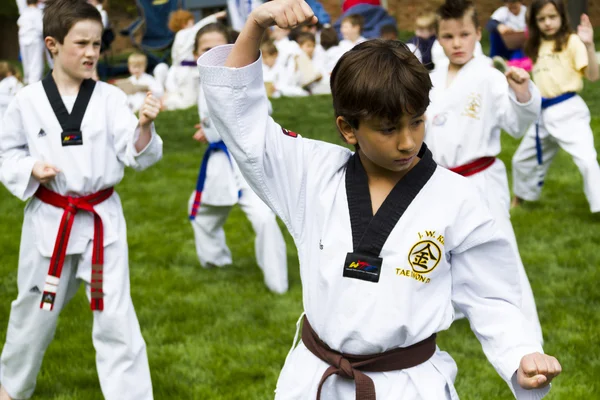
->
[29,286,41,294]
[461,92,482,120]
[347,260,378,272]
[38,129,47,138]
[281,128,298,138]
[396,230,445,284]
[432,113,447,126]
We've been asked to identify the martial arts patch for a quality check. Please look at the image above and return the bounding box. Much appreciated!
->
[38,129,47,138]
[281,128,298,138]
[62,130,83,146]
[29,286,41,294]
[408,239,441,274]
[343,252,382,283]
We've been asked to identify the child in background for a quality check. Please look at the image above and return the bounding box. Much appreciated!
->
[0,0,162,398]
[339,14,366,52]
[17,0,44,85]
[512,0,600,213]
[320,24,344,75]
[124,53,164,113]
[0,62,23,121]
[87,0,108,28]
[380,23,423,63]
[295,31,324,92]
[487,0,527,61]
[158,9,225,110]
[261,39,280,96]
[424,0,543,342]
[408,13,437,70]
[197,0,561,397]
[190,23,288,294]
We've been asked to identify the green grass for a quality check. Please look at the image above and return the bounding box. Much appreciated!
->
[1,80,600,399]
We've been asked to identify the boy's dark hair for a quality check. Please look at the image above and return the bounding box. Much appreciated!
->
[342,14,365,32]
[27,0,38,6]
[194,22,232,54]
[320,25,339,50]
[380,24,398,38]
[43,0,102,44]
[436,0,479,31]
[295,32,316,46]
[331,40,431,132]
[260,39,278,56]
[525,0,571,62]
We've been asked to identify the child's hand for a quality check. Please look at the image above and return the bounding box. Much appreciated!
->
[506,67,531,103]
[139,92,161,128]
[32,161,60,184]
[251,0,317,30]
[193,123,207,143]
[577,14,594,47]
[517,352,561,389]
[497,24,513,35]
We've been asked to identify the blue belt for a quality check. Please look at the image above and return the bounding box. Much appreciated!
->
[181,60,196,67]
[189,140,241,220]
[535,92,576,166]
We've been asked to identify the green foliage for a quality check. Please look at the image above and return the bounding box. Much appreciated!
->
[1,79,600,399]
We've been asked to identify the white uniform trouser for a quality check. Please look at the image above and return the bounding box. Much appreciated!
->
[512,95,600,212]
[153,63,169,93]
[457,160,543,343]
[188,188,289,294]
[0,206,153,400]
[19,41,44,85]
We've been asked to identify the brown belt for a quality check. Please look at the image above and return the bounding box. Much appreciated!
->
[301,316,436,400]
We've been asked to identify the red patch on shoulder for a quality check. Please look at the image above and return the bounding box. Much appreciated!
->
[281,128,298,138]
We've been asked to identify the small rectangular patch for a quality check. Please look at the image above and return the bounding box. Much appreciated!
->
[61,130,83,146]
[342,252,382,283]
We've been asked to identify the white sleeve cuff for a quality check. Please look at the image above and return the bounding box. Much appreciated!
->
[197,44,264,88]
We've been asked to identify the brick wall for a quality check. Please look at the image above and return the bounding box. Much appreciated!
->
[320,0,600,31]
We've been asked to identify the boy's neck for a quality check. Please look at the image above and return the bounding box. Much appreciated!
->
[358,150,416,184]
[52,68,84,96]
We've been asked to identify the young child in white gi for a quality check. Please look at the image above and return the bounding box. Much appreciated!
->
[197,0,561,398]
[159,9,226,111]
[18,0,44,85]
[125,52,164,113]
[0,0,162,399]
[424,0,543,343]
[511,0,600,213]
[189,23,288,294]
[0,62,24,122]
[339,14,367,52]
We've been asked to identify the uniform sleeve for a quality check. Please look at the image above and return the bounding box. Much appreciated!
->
[568,34,589,73]
[108,87,163,171]
[449,187,549,400]
[197,45,322,239]
[491,70,541,139]
[0,96,40,200]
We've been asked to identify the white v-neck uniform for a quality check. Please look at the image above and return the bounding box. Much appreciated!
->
[425,56,543,342]
[197,45,550,400]
[0,80,162,400]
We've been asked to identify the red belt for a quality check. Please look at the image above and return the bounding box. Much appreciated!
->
[449,157,495,177]
[34,186,114,311]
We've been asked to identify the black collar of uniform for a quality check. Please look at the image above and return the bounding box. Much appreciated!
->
[345,143,437,256]
[42,71,96,135]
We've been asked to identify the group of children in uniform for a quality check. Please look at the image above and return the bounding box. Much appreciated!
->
[4,0,600,397]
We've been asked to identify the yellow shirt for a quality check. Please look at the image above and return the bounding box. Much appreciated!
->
[532,34,589,98]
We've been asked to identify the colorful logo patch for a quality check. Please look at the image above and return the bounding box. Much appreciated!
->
[347,260,378,272]
[281,128,298,138]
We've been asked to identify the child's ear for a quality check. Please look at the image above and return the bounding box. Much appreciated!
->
[336,116,358,145]
[45,36,59,57]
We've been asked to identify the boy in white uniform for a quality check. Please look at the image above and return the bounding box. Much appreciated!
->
[197,0,561,398]
[18,0,44,85]
[189,22,288,294]
[0,0,162,399]
[424,0,543,342]
[0,62,24,121]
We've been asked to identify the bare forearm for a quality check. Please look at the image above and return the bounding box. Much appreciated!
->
[225,19,266,68]
[585,43,599,81]
[135,124,152,152]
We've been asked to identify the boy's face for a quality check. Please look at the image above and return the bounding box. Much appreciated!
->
[299,41,315,58]
[437,15,481,67]
[341,21,361,42]
[128,61,145,78]
[507,1,522,16]
[271,26,290,41]
[46,19,102,81]
[536,3,561,38]
[415,27,435,39]
[337,114,426,175]
[262,53,277,68]
[381,31,397,41]
[195,31,228,58]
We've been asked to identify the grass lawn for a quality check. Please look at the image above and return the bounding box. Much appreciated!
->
[1,77,600,399]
